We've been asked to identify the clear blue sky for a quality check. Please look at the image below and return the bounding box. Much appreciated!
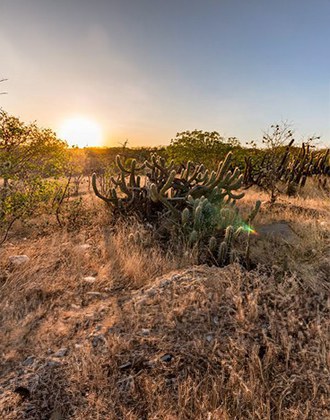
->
[1,0,329,146]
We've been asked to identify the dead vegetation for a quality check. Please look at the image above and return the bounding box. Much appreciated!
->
[0,188,329,419]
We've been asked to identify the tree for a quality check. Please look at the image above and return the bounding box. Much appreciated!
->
[167,130,241,168]
[243,123,294,203]
[0,110,67,187]
[0,110,68,240]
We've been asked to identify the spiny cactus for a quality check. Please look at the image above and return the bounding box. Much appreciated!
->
[180,194,260,265]
[92,152,245,219]
[244,142,329,199]
[285,144,330,194]
[92,152,260,266]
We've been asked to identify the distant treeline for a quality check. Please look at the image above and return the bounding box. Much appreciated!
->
[73,134,329,176]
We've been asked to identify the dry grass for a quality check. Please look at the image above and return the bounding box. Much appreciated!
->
[0,187,329,419]
[240,186,330,293]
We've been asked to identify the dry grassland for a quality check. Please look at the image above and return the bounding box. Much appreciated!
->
[0,186,329,419]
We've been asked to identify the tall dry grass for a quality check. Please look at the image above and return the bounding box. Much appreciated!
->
[0,185,329,419]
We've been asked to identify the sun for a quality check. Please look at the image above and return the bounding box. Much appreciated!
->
[58,116,103,148]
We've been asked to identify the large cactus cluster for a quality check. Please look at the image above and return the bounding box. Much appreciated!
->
[92,152,260,266]
[93,152,245,217]
[244,142,329,197]
[285,144,329,193]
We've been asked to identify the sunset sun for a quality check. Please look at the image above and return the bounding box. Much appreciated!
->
[58,116,103,148]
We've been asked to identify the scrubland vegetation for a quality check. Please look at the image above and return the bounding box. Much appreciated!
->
[0,111,329,419]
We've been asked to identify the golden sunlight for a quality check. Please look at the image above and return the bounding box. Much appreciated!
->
[58,116,103,148]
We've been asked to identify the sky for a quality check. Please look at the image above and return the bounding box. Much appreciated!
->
[0,0,329,147]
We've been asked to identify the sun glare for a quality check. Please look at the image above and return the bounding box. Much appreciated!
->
[58,116,103,148]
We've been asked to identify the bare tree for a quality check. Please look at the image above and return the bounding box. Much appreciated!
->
[244,122,295,203]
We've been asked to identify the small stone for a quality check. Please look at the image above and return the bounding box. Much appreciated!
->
[9,255,30,266]
[206,334,214,343]
[53,348,68,358]
[83,276,96,283]
[160,354,173,363]
[141,328,150,336]
[79,244,91,251]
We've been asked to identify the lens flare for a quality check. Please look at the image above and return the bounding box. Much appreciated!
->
[241,223,258,235]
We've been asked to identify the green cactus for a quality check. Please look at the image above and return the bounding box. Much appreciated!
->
[92,151,261,267]
[182,208,190,225]
[245,200,261,224]
[217,241,228,266]
[189,230,198,244]
[208,236,217,252]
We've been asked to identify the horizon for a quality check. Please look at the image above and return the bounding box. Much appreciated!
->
[1,0,329,148]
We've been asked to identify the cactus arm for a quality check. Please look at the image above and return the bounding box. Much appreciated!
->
[118,172,132,198]
[116,155,130,174]
[92,173,115,205]
[150,183,180,217]
[129,159,137,188]
[245,200,261,224]
[159,170,176,195]
[216,152,232,180]
[217,241,228,265]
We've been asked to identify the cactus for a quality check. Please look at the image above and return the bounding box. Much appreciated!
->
[214,225,243,266]
[182,207,190,225]
[208,236,217,252]
[189,230,198,244]
[92,152,260,267]
[217,241,228,266]
[285,144,330,194]
[245,200,261,224]
[92,152,246,218]
[243,141,329,199]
